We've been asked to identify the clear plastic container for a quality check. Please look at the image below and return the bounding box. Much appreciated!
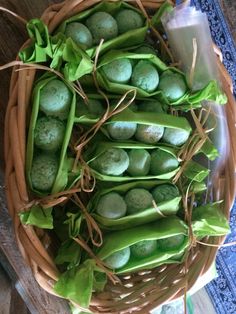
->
[161,2,229,187]
[161,1,220,91]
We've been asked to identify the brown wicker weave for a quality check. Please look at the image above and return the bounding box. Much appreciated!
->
[4,0,236,313]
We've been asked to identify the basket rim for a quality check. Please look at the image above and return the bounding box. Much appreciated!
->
[3,0,236,313]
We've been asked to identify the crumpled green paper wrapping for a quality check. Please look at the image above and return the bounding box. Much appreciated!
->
[192,202,230,237]
[54,259,107,308]
[96,201,229,274]
[97,50,227,105]
[85,139,180,182]
[89,180,181,230]
[57,0,148,57]
[25,74,79,195]
[102,107,192,139]
[97,216,189,274]
[19,19,94,81]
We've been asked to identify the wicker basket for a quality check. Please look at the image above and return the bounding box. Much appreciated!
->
[4,0,236,313]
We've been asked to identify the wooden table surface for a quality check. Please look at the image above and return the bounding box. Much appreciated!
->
[0,0,69,313]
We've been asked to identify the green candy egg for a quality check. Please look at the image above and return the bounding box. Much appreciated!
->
[131,60,159,92]
[96,192,127,219]
[157,234,185,250]
[64,22,93,49]
[138,100,164,113]
[104,247,130,269]
[152,184,179,203]
[129,102,138,112]
[115,9,144,34]
[158,71,187,101]
[86,11,118,44]
[39,79,72,120]
[107,121,137,140]
[135,124,164,144]
[135,45,156,55]
[76,98,105,117]
[127,149,151,176]
[91,148,129,176]
[150,149,179,175]
[102,58,132,84]
[31,154,59,192]
[131,240,157,258]
[125,188,153,215]
[162,127,190,146]
[34,117,65,152]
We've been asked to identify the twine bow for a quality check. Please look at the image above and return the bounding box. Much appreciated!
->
[21,187,81,211]
[173,105,217,184]
[73,193,103,247]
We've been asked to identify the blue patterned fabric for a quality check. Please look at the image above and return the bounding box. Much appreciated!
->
[206,201,236,314]
[192,0,236,313]
[193,0,236,95]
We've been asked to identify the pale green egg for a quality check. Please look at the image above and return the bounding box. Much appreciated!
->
[31,154,59,192]
[104,247,130,269]
[125,188,153,214]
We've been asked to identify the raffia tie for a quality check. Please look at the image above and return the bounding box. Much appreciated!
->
[0,6,27,25]
[134,0,175,63]
[72,87,136,193]
[152,199,166,218]
[80,157,96,194]
[73,89,137,162]
[0,59,89,103]
[72,39,137,192]
[73,236,121,285]
[21,187,81,211]
[73,193,103,248]
[173,105,216,184]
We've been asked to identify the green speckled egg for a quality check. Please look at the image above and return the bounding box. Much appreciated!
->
[135,124,164,144]
[115,9,144,34]
[127,149,151,176]
[34,117,65,152]
[31,154,59,192]
[152,184,179,203]
[107,121,137,140]
[128,102,138,112]
[131,60,159,92]
[135,45,156,55]
[86,11,118,44]
[104,247,130,269]
[125,188,153,215]
[96,192,127,219]
[91,148,129,176]
[162,128,190,146]
[76,98,105,117]
[39,79,72,120]
[157,234,185,250]
[138,100,164,113]
[65,22,93,49]
[131,240,157,258]
[158,71,187,101]
[102,58,132,84]
[150,149,179,175]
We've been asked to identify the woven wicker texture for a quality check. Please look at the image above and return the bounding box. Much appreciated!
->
[4,0,236,313]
